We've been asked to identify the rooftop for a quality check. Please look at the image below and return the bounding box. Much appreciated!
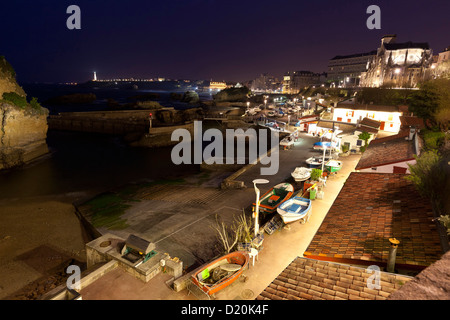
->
[355,131,417,170]
[335,103,401,113]
[304,172,443,269]
[383,42,430,51]
[256,257,414,300]
[389,250,450,300]
[330,50,378,61]
[399,116,425,130]
[359,117,381,129]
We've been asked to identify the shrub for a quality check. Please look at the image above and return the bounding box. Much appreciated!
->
[310,169,323,181]
[422,129,446,150]
[29,97,42,111]
[2,92,27,108]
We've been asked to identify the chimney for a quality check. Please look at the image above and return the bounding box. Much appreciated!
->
[381,34,397,46]
[408,126,417,141]
[386,238,400,273]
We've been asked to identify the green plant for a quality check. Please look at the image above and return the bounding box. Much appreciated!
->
[406,150,445,212]
[310,168,323,181]
[341,144,349,153]
[436,215,450,235]
[422,129,446,150]
[2,92,27,108]
[29,97,42,111]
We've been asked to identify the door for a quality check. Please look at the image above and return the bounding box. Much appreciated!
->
[380,121,385,130]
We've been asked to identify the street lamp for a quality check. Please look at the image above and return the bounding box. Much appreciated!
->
[252,179,269,237]
[321,145,327,173]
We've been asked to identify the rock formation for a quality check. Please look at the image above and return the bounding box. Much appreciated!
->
[0,56,49,170]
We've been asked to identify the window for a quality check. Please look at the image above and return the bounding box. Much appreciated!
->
[357,140,363,146]
[337,117,342,122]
[388,114,393,121]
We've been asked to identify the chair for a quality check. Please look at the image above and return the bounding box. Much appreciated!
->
[248,248,259,266]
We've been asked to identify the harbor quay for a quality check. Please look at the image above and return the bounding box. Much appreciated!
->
[72,131,363,300]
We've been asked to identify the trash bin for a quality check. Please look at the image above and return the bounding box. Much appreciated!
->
[310,188,316,200]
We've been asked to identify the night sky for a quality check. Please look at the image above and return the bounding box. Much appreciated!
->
[1,0,449,84]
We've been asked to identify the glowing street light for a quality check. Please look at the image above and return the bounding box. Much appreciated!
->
[252,179,269,237]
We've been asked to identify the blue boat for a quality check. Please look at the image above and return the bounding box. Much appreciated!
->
[313,141,335,150]
[276,196,312,224]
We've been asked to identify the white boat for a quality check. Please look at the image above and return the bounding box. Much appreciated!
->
[280,137,294,148]
[305,156,329,168]
[277,196,312,224]
[291,167,312,182]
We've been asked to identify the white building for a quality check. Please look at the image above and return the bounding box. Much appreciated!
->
[333,100,405,133]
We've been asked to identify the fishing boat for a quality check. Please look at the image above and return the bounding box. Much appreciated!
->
[325,160,342,173]
[277,195,312,224]
[189,251,249,297]
[291,167,312,182]
[280,136,294,149]
[253,182,294,215]
[305,156,329,168]
[313,141,336,150]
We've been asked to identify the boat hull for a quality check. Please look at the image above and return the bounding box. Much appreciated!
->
[253,182,294,215]
[277,197,312,224]
[291,167,312,182]
[190,251,249,296]
[325,160,342,173]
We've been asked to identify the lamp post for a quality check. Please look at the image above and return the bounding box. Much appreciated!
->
[321,146,327,173]
[149,113,153,133]
[252,179,269,237]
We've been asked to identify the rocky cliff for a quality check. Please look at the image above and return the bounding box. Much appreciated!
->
[0,56,49,170]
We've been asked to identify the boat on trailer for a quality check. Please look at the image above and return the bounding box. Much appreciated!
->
[277,195,312,224]
[189,251,249,298]
[253,182,294,215]
[325,160,342,173]
[305,156,329,168]
[291,167,312,182]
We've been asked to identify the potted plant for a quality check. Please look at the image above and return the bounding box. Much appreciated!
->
[310,168,323,182]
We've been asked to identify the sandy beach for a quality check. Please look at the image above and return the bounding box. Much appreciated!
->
[0,196,89,299]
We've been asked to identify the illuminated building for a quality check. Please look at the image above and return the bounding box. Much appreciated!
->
[209,81,227,90]
[327,51,377,87]
[282,71,325,94]
[360,35,433,88]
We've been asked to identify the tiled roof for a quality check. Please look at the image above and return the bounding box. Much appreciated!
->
[355,132,415,170]
[400,116,425,130]
[316,120,356,135]
[304,172,443,268]
[389,250,450,300]
[335,104,400,113]
[256,257,413,300]
[359,117,381,129]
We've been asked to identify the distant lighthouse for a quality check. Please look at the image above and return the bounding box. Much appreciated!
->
[93,71,97,81]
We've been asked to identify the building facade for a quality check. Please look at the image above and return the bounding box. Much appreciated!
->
[360,35,434,88]
[333,101,404,133]
[282,71,325,94]
[250,73,281,92]
[327,50,377,87]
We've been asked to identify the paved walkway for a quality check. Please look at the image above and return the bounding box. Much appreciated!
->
[79,133,362,300]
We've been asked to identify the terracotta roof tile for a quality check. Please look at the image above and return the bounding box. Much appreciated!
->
[355,133,416,170]
[303,172,443,268]
[257,257,414,300]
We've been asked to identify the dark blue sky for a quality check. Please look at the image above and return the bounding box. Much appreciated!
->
[1,0,449,83]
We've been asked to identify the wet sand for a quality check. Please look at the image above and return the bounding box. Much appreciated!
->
[0,196,89,299]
